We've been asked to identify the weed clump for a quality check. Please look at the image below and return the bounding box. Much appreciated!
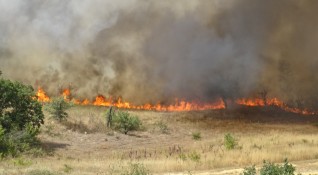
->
[192,132,201,140]
[224,133,237,150]
[121,163,151,175]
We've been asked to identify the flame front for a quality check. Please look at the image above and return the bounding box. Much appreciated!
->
[36,87,316,114]
[37,87,50,102]
[62,89,71,100]
[91,95,225,111]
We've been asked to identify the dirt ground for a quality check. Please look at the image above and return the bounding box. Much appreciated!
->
[1,106,318,175]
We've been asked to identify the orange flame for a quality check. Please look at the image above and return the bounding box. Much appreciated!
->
[62,89,71,100]
[36,87,316,114]
[36,87,50,102]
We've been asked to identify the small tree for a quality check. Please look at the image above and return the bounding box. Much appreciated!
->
[45,97,73,122]
[0,77,44,157]
[112,111,141,134]
[0,78,44,132]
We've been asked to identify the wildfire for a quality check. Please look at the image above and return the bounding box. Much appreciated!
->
[236,98,315,115]
[35,87,316,114]
[36,87,50,102]
[62,89,71,100]
[91,95,225,111]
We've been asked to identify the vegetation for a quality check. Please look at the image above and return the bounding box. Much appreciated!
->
[0,77,44,157]
[0,78,44,132]
[27,169,58,175]
[242,165,257,175]
[45,97,73,122]
[121,163,151,175]
[188,151,201,162]
[242,159,300,175]
[154,120,169,134]
[112,111,142,134]
[224,133,237,150]
[192,132,201,140]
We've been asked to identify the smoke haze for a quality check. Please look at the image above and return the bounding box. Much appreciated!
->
[1,0,318,107]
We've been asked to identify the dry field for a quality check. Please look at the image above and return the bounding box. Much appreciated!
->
[1,106,318,175]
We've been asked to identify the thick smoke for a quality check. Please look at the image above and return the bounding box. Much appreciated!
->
[1,0,318,107]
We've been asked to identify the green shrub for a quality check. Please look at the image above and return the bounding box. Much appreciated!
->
[192,132,201,140]
[224,133,237,150]
[188,151,201,162]
[0,124,40,157]
[45,97,73,122]
[242,165,256,175]
[242,159,300,175]
[0,78,44,132]
[260,159,297,175]
[0,78,44,157]
[113,111,141,134]
[121,163,151,175]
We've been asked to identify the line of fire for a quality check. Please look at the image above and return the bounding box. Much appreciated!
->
[36,87,316,115]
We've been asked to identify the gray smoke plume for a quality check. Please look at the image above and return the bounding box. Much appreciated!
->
[1,0,318,108]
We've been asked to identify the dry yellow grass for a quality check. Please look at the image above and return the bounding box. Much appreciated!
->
[1,106,318,175]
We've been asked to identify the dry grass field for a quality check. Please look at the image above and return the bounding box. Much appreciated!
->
[1,106,318,175]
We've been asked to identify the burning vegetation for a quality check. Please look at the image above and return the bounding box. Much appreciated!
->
[2,1,318,116]
[37,87,316,115]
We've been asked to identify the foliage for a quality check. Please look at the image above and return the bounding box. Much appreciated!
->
[192,132,201,140]
[0,78,44,132]
[12,157,32,166]
[0,124,40,157]
[63,164,73,173]
[242,165,256,175]
[45,97,73,122]
[188,151,201,162]
[0,78,44,157]
[224,133,237,150]
[112,111,142,134]
[121,163,151,175]
[260,159,297,175]
[242,159,300,175]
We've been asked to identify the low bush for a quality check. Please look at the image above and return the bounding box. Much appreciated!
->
[242,165,256,175]
[224,133,237,150]
[0,124,40,157]
[112,111,142,134]
[192,132,201,140]
[188,151,201,162]
[242,159,300,175]
[45,97,73,122]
